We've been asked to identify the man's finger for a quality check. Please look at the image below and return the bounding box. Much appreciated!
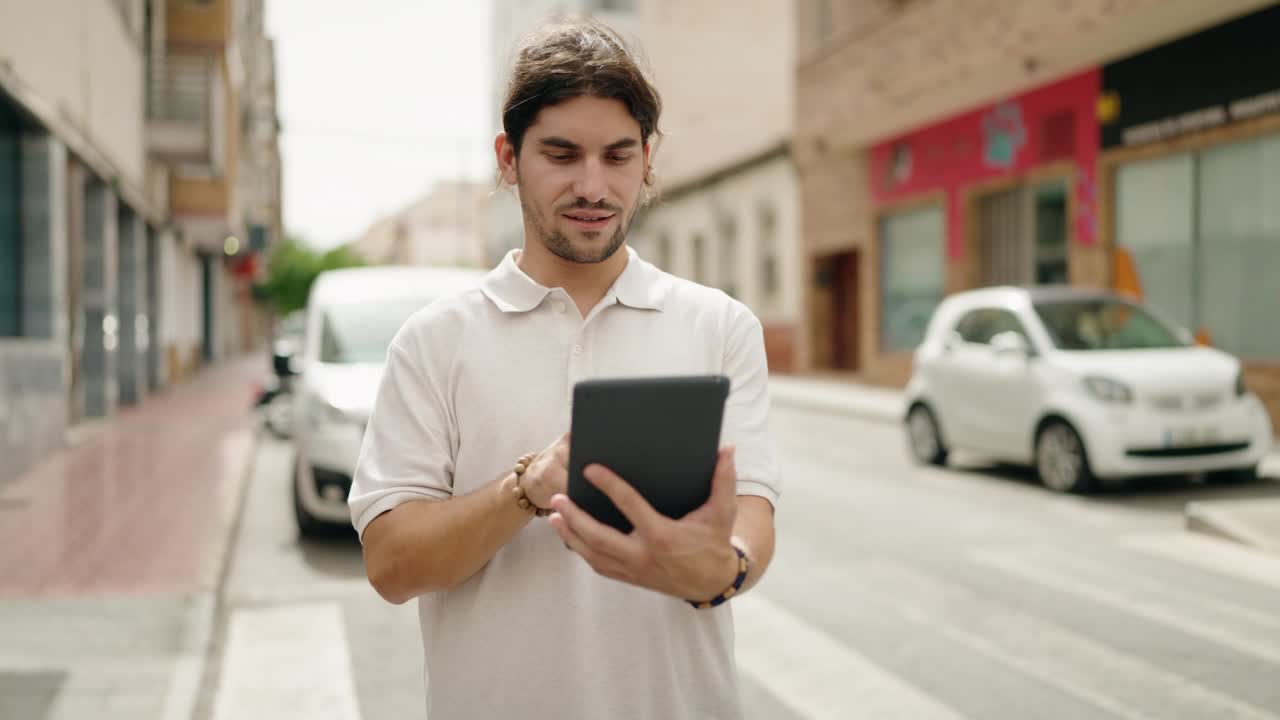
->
[584,464,664,535]
[549,493,637,560]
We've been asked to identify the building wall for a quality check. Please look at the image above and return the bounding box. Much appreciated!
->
[632,151,804,371]
[638,0,792,187]
[796,0,1275,154]
[796,0,1280,429]
[0,0,147,191]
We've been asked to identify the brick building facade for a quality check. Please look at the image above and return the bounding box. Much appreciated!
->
[795,0,1280,427]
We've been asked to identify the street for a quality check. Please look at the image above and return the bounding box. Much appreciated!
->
[196,402,1280,719]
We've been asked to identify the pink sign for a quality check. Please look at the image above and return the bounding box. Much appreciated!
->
[870,69,1101,258]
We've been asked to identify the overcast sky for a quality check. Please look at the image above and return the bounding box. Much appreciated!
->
[266,0,496,250]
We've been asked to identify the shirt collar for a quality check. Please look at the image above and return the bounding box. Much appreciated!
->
[480,246,668,313]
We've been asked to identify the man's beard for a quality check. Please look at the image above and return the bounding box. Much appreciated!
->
[519,187,634,265]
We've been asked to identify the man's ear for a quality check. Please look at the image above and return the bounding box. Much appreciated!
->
[495,132,518,186]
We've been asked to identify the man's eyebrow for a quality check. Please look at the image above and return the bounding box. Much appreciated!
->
[536,137,640,151]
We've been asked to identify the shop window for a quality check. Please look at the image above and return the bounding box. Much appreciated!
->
[1198,133,1280,358]
[1116,131,1280,359]
[880,204,945,352]
[0,107,20,337]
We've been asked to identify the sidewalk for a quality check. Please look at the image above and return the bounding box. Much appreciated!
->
[0,354,265,720]
[768,374,1280,555]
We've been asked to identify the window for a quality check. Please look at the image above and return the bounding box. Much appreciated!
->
[654,231,672,271]
[880,205,945,352]
[692,233,707,285]
[1116,130,1280,359]
[719,216,738,298]
[760,206,779,301]
[0,103,20,337]
[954,308,1031,346]
[1033,299,1183,351]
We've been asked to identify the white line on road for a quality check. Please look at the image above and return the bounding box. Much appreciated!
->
[734,593,964,720]
[1121,532,1280,592]
[850,562,1280,720]
[971,549,1280,667]
[211,603,362,720]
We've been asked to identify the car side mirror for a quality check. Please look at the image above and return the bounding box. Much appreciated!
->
[991,331,1031,358]
[272,349,297,377]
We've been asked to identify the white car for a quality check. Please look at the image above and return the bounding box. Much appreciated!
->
[904,286,1273,493]
[287,265,486,535]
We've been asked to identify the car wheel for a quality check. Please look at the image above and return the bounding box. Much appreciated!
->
[906,404,949,466]
[1205,464,1261,484]
[293,458,328,539]
[1036,421,1095,494]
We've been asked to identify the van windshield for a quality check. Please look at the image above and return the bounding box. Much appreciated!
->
[319,297,430,364]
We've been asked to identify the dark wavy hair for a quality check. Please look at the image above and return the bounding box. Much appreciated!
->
[501,19,663,179]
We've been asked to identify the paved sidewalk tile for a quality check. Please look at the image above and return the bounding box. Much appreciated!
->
[0,355,264,598]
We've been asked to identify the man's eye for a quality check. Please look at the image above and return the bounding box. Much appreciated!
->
[607,154,631,163]
[547,154,574,162]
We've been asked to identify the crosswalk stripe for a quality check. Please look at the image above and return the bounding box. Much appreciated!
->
[1121,532,1280,592]
[212,603,361,720]
[972,549,1280,667]
[846,561,1280,720]
[734,593,964,720]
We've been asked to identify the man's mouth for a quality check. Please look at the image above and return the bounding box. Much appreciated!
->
[562,211,616,229]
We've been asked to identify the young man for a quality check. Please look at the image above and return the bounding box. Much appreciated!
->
[350,19,780,720]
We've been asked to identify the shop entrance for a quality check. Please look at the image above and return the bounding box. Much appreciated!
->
[975,177,1069,286]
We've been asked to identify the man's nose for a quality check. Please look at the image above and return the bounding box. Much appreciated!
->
[571,158,608,204]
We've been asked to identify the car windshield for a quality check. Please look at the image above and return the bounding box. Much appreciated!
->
[319,297,430,364]
[1032,298,1185,351]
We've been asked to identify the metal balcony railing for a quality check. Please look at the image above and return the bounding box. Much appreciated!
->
[147,53,213,124]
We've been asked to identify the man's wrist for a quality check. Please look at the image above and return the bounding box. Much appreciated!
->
[688,542,746,606]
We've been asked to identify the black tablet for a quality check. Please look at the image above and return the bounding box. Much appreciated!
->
[567,375,730,534]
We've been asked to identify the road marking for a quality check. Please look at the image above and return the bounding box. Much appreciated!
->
[212,603,361,720]
[734,593,963,720]
[972,549,1280,667]
[1122,532,1280,592]
[849,561,1280,720]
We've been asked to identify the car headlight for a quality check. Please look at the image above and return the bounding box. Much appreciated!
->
[1235,371,1248,397]
[1083,376,1134,404]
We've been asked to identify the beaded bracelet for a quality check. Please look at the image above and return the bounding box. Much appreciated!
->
[688,545,749,609]
[512,453,553,517]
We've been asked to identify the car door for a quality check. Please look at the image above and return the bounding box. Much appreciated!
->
[962,309,1041,459]
[928,309,991,450]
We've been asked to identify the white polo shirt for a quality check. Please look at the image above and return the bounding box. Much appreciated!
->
[349,247,781,720]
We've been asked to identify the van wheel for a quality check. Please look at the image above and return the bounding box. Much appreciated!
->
[293,459,327,539]
[1036,421,1095,493]
[906,404,949,466]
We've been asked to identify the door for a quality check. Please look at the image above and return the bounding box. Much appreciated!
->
[976,177,1071,287]
[831,251,859,371]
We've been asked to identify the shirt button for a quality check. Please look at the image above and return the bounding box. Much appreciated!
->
[553,300,566,313]
[572,344,583,356]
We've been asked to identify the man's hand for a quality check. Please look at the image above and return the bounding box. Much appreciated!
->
[547,446,740,602]
[520,432,570,510]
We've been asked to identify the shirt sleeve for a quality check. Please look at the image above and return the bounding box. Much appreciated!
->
[348,331,456,541]
[720,306,782,507]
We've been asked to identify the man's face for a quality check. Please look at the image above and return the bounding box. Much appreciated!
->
[504,95,649,264]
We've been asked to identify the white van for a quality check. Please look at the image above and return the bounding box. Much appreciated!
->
[285,265,486,536]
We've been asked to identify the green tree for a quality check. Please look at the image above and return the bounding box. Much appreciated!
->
[256,237,365,315]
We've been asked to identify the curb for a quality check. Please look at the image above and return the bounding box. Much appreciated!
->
[1185,500,1280,555]
[168,421,264,720]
